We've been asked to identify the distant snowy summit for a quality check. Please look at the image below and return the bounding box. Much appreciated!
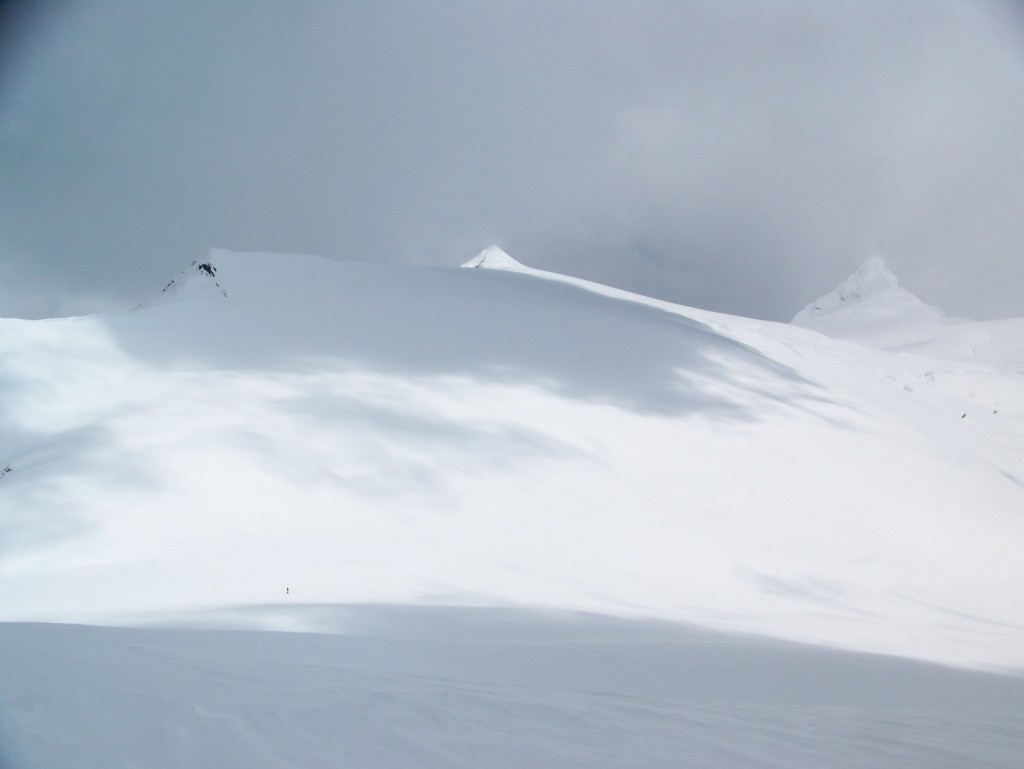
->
[461,246,531,272]
[792,256,941,324]
[156,250,231,301]
[787,257,1004,354]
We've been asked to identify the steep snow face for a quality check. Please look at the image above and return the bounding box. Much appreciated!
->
[1,249,1023,669]
[793,256,943,323]
[795,256,904,318]
[792,257,963,351]
[791,256,1024,365]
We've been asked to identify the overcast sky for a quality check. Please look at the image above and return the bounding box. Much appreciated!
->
[2,0,1023,321]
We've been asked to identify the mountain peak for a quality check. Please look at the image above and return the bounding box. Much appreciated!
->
[461,246,528,271]
[839,255,900,296]
[792,256,934,324]
[158,251,230,301]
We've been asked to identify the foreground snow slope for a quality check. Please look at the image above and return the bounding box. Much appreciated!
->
[1,248,1022,668]
[3,608,1024,769]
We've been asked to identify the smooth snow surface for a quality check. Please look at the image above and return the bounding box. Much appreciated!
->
[2,248,1024,765]
[1,249,1023,669]
[2,609,1024,769]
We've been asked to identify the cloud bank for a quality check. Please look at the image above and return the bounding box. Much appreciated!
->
[1,0,1023,320]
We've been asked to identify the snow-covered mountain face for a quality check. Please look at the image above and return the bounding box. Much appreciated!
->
[791,255,1021,359]
[1,249,1022,670]
[793,255,932,323]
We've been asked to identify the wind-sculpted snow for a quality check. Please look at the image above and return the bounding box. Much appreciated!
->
[2,611,1024,768]
[0,249,1022,673]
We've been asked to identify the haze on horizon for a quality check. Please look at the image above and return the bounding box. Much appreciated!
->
[1,0,1023,321]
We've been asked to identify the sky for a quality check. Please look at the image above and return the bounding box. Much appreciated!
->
[1,0,1023,322]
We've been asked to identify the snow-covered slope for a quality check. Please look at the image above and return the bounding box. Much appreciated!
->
[1,248,1023,671]
[3,248,1024,767]
[4,611,1024,769]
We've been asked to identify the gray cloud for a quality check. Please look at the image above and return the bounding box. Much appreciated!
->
[1,0,1023,320]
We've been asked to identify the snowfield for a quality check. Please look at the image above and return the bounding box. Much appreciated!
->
[1,248,1022,766]
[3,608,1024,769]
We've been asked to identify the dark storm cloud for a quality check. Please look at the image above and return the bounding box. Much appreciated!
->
[1,0,1023,320]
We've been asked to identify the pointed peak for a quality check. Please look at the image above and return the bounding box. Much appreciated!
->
[792,255,928,324]
[157,251,230,301]
[838,255,900,298]
[461,246,528,271]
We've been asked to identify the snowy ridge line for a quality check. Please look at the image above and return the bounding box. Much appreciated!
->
[459,245,752,333]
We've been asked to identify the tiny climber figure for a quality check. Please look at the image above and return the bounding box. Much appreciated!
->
[286,587,290,596]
